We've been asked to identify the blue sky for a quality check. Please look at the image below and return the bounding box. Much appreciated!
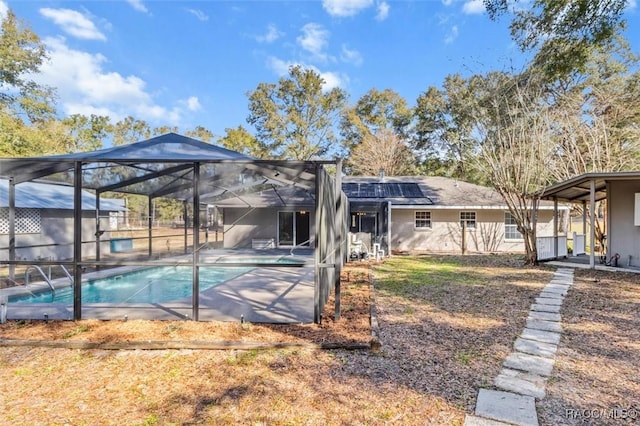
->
[3,0,639,140]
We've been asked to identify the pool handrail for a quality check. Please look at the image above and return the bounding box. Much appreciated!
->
[25,265,56,295]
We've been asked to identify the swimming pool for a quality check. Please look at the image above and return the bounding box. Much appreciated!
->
[10,266,251,304]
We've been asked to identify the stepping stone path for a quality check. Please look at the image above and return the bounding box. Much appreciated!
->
[465,268,574,426]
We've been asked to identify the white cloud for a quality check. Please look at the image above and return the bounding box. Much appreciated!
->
[376,2,390,21]
[184,96,201,112]
[0,1,8,20]
[186,9,208,21]
[340,44,363,66]
[266,56,298,76]
[34,37,184,125]
[265,57,347,92]
[322,0,374,17]
[445,25,459,44]
[462,0,486,15]
[256,24,283,43]
[626,0,637,10]
[127,0,148,13]
[441,0,454,6]
[318,70,347,91]
[39,8,106,41]
[297,23,330,63]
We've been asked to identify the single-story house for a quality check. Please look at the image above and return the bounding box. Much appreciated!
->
[0,179,126,261]
[343,175,567,256]
[540,171,640,268]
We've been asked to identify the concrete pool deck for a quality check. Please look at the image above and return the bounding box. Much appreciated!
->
[2,250,316,323]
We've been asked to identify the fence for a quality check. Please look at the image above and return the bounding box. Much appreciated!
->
[536,235,568,261]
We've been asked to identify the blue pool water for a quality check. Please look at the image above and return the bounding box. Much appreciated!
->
[10,266,251,304]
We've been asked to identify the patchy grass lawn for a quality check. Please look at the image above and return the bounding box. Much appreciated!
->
[1,255,636,425]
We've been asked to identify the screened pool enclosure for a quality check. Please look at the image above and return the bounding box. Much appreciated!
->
[0,133,348,323]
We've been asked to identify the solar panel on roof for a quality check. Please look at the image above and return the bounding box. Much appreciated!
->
[342,182,424,198]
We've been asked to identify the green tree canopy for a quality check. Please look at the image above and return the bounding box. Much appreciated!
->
[340,88,413,153]
[484,0,629,80]
[218,125,268,158]
[247,65,347,160]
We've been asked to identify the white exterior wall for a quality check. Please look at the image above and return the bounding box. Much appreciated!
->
[390,208,556,253]
[607,180,640,267]
[223,207,316,249]
[0,209,112,261]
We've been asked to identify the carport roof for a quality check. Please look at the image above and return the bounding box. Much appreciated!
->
[0,133,327,203]
[540,171,640,203]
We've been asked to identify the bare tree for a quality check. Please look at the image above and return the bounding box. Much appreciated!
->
[474,73,557,264]
[348,128,416,176]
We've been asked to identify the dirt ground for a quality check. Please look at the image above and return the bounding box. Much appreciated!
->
[0,255,638,425]
[537,268,640,425]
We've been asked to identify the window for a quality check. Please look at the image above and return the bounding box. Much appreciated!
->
[459,211,476,229]
[415,211,431,229]
[504,212,523,240]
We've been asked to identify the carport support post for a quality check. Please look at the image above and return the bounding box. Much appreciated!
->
[582,200,587,236]
[73,161,83,320]
[589,179,596,269]
[553,197,559,258]
[191,162,200,321]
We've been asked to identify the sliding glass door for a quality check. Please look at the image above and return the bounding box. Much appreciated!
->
[278,211,310,248]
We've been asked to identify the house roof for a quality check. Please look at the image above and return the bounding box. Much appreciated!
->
[0,180,126,211]
[343,176,559,209]
[539,171,640,203]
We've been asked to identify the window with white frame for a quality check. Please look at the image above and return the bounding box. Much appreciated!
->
[415,211,431,229]
[504,212,523,240]
[459,211,476,229]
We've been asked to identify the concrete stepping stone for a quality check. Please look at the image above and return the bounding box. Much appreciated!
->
[521,328,561,345]
[514,337,557,358]
[531,303,561,313]
[464,414,514,425]
[535,297,562,305]
[494,368,546,398]
[538,291,564,300]
[526,319,562,333]
[543,285,569,295]
[528,311,561,322]
[504,351,555,376]
[475,389,538,426]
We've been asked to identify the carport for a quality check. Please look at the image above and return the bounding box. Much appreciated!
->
[0,133,348,323]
